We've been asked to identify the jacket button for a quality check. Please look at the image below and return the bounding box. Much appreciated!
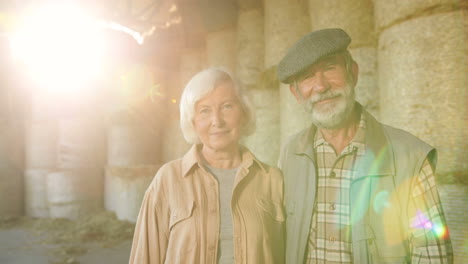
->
[329,203,336,210]
[329,236,336,242]
[330,171,336,177]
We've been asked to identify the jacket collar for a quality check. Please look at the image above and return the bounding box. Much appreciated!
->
[294,103,395,176]
[182,144,266,178]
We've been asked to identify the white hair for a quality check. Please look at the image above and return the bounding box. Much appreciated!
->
[179,67,256,144]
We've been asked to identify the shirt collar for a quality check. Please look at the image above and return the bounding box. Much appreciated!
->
[181,144,266,177]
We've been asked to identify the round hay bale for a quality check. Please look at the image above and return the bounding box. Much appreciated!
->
[57,118,105,169]
[308,0,375,47]
[264,0,310,68]
[280,83,312,144]
[378,11,467,175]
[374,0,457,31]
[350,46,379,116]
[160,113,191,163]
[25,121,57,169]
[236,8,264,87]
[242,89,281,166]
[47,169,103,220]
[0,167,23,217]
[206,27,237,72]
[180,49,206,87]
[24,169,50,218]
[104,165,160,223]
[107,124,160,167]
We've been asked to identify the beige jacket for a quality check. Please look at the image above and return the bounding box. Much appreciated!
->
[129,145,285,264]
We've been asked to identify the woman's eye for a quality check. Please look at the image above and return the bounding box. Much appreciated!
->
[199,108,210,114]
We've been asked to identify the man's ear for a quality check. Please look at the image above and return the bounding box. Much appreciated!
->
[351,61,359,86]
[289,84,301,102]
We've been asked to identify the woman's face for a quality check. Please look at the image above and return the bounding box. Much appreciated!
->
[193,81,245,152]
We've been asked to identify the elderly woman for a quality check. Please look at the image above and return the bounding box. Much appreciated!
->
[129,67,285,264]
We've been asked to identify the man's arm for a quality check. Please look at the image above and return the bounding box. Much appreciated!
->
[408,158,453,263]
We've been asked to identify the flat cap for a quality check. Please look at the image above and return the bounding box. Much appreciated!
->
[277,28,351,84]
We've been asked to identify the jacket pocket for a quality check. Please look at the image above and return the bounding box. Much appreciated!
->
[256,198,286,222]
[169,200,195,231]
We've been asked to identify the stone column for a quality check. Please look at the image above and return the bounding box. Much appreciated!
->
[265,0,311,148]
[308,0,378,115]
[375,2,467,262]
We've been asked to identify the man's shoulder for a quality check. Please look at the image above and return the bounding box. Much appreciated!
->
[282,127,311,150]
[380,122,433,150]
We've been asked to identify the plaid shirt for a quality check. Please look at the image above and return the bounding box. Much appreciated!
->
[306,114,452,264]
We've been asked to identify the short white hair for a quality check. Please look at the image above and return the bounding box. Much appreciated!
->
[179,67,256,144]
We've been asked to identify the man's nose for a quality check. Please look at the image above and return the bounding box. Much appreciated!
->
[311,71,329,93]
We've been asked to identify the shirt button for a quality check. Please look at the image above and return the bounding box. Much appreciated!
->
[329,236,336,243]
[330,171,336,177]
[329,203,336,210]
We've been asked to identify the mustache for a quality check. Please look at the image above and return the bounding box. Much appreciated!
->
[308,90,343,105]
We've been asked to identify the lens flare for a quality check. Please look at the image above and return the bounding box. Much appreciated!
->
[411,210,449,239]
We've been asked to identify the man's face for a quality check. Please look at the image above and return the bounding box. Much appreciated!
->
[290,54,357,129]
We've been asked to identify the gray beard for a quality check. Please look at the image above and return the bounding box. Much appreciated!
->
[302,85,355,129]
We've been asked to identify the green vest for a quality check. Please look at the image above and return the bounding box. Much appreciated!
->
[279,107,436,264]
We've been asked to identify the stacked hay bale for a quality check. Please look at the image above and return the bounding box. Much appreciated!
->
[24,119,57,218]
[376,0,467,178]
[308,0,378,116]
[105,65,162,223]
[0,120,23,217]
[236,5,279,165]
[375,1,467,262]
[264,0,310,146]
[48,117,106,220]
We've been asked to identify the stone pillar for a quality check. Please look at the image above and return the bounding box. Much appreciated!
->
[308,0,378,115]
[375,2,467,262]
[265,0,311,148]
[206,27,237,72]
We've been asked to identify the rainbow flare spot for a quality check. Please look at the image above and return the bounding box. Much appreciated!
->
[411,210,449,239]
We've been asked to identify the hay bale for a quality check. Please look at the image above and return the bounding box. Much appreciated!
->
[47,169,103,220]
[180,49,206,88]
[264,0,310,68]
[279,83,313,143]
[206,27,237,72]
[104,166,160,223]
[57,118,105,169]
[24,169,51,218]
[308,0,375,47]
[378,11,467,175]
[374,0,458,30]
[25,121,57,169]
[350,46,379,116]
[236,8,264,87]
[107,124,160,167]
[242,89,280,166]
[0,167,23,217]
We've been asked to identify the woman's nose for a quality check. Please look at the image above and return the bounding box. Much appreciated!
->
[211,111,225,127]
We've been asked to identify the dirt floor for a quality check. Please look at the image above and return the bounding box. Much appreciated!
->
[0,211,134,264]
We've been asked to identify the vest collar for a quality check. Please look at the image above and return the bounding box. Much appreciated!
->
[294,103,395,177]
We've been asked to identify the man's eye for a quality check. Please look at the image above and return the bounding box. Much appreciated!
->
[223,104,233,109]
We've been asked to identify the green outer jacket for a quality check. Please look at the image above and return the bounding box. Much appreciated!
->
[278,105,442,264]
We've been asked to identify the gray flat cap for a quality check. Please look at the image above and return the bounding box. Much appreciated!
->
[277,28,351,84]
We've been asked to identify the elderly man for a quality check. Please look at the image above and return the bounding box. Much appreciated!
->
[277,28,453,264]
